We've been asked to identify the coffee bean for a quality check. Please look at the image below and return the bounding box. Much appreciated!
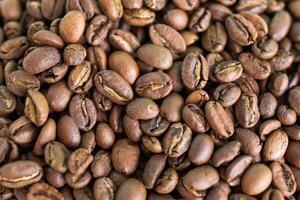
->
[93,177,116,200]
[188,134,214,165]
[95,70,134,105]
[182,104,209,133]
[65,0,95,20]
[181,52,209,90]
[99,0,123,21]
[189,8,211,33]
[27,182,64,200]
[0,161,43,188]
[123,8,156,27]
[115,178,146,200]
[86,15,112,46]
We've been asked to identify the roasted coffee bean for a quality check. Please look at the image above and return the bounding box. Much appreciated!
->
[163,9,188,31]
[44,141,70,173]
[95,70,134,105]
[205,101,234,138]
[235,127,262,156]
[137,44,173,70]
[213,83,241,107]
[59,10,86,43]
[23,46,61,74]
[188,134,214,165]
[65,0,95,20]
[189,8,211,33]
[182,104,209,133]
[181,52,209,90]
[45,167,65,188]
[98,0,123,21]
[0,161,43,188]
[46,81,72,112]
[212,141,241,167]
[214,60,243,83]
[86,15,112,46]
[140,115,170,136]
[270,161,296,196]
[27,182,64,200]
[269,11,292,41]
[109,51,139,84]
[93,177,116,200]
[68,61,93,94]
[234,93,260,128]
[125,97,159,120]
[160,93,183,122]
[111,139,140,175]
[143,154,167,189]
[24,90,49,127]
[0,36,29,60]
[162,122,192,158]
[123,8,155,27]
[182,165,219,194]
[225,14,258,46]
[91,150,112,178]
[241,164,272,195]
[135,71,173,100]
[115,178,146,200]
[149,24,186,54]
[251,36,278,60]
[41,0,65,20]
[201,22,227,53]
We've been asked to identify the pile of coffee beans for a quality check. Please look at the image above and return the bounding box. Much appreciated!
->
[1,0,300,199]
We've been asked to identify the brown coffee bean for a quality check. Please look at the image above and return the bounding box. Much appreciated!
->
[23,46,61,74]
[80,131,96,153]
[225,155,253,186]
[240,12,268,38]
[123,8,155,27]
[65,0,95,20]
[135,71,173,100]
[155,168,178,194]
[201,22,227,53]
[115,178,146,200]
[123,115,143,142]
[86,15,112,46]
[33,118,56,155]
[270,161,296,196]
[235,127,262,156]
[269,11,292,41]
[149,24,186,54]
[65,170,92,189]
[93,177,116,200]
[160,93,183,122]
[268,72,289,97]
[182,104,209,133]
[122,0,143,9]
[288,86,300,115]
[24,90,49,127]
[205,101,234,138]
[238,52,271,80]
[213,83,241,107]
[241,163,272,195]
[285,141,300,168]
[32,30,64,49]
[73,187,93,200]
[188,134,214,165]
[0,160,42,188]
[109,51,139,84]
[183,165,219,193]
[277,105,297,126]
[87,47,107,71]
[68,148,93,177]
[206,181,231,200]
[94,70,134,105]
[109,105,125,134]
[8,115,37,147]
[39,62,69,84]
[95,123,115,149]
[225,14,258,46]
[63,44,86,66]
[162,122,192,158]
[69,95,96,131]
[111,139,140,175]
[259,92,278,119]
[141,135,162,153]
[1,0,22,21]
[163,9,188,31]
[261,188,285,200]
[141,115,170,136]
[90,150,112,178]
[235,0,267,13]
[27,182,64,200]
[269,49,294,72]
[214,60,243,83]
[212,141,241,167]
[284,124,300,141]
[235,93,260,128]
[98,0,123,21]
[68,61,93,94]
[0,86,16,116]
[189,8,211,33]
[45,167,65,188]
[181,52,209,90]
[46,81,72,112]
[208,3,232,22]
[126,97,159,120]
[143,154,167,189]
[109,29,140,53]
[144,0,167,11]
[172,0,199,11]
[44,141,70,173]
[137,44,173,70]
[229,193,257,200]
[59,11,86,43]
[41,0,65,20]
[251,36,278,60]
